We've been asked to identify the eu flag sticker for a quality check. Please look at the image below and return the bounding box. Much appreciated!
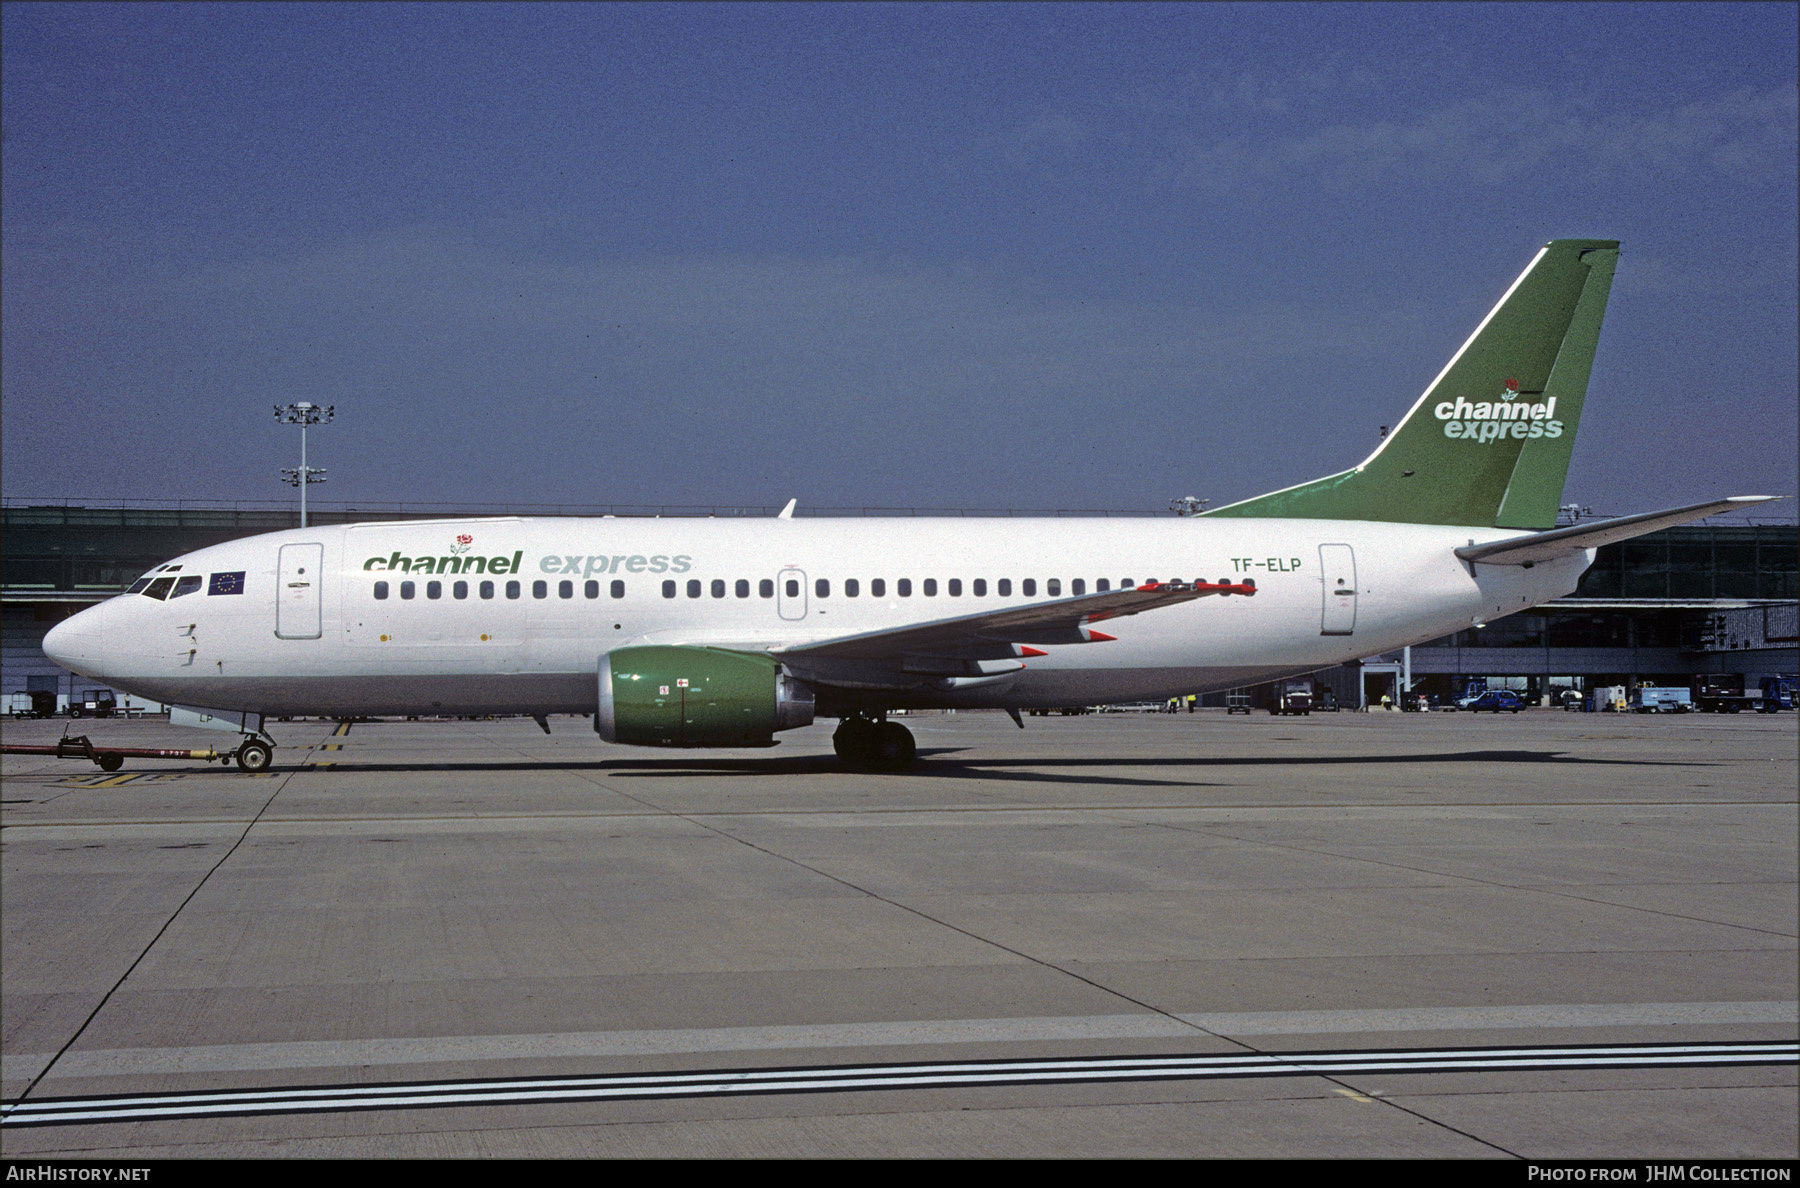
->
[208,571,246,596]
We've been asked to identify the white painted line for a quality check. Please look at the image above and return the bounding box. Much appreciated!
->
[5,1040,1793,1128]
[6,1001,1793,1082]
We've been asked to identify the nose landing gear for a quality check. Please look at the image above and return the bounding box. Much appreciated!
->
[832,715,916,772]
[235,739,274,772]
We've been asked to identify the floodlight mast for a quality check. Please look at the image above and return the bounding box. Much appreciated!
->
[274,402,334,528]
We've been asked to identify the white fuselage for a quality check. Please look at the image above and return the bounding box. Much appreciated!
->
[44,515,1590,720]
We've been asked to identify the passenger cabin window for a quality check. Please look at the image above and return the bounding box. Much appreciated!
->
[1046,579,1061,597]
[997,579,1012,597]
[663,580,677,598]
[454,581,469,600]
[948,579,962,596]
[759,579,774,598]
[897,579,912,597]
[687,580,702,598]
[845,579,859,597]
[584,580,599,599]
[785,579,799,597]
[1096,579,1110,592]
[559,580,574,599]
[170,575,202,598]
[401,581,416,600]
[480,581,495,599]
[1022,579,1037,597]
[923,579,937,596]
[374,581,390,600]
[611,580,626,599]
[815,579,830,598]
[736,579,750,598]
[506,580,521,599]
[712,579,726,598]
[532,580,547,599]
[427,581,442,599]
[1071,579,1084,595]
[871,578,886,597]
[973,579,986,596]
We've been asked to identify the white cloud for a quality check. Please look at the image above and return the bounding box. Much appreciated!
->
[1166,84,1798,192]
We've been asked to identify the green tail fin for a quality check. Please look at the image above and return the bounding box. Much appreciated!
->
[1205,239,1618,529]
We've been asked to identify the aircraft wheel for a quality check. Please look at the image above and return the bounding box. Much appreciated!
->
[832,717,880,769]
[870,721,916,772]
[97,755,124,773]
[236,740,273,773]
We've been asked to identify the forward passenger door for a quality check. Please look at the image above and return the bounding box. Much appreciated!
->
[275,543,324,640]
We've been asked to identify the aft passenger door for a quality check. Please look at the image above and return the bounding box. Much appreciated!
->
[276,543,324,639]
[1319,543,1357,636]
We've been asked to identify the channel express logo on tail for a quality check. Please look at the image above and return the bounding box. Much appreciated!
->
[1434,378,1564,445]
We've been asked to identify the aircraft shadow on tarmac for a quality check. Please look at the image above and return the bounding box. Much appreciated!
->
[249,747,1719,791]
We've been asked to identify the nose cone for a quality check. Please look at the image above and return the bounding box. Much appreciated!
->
[43,607,106,679]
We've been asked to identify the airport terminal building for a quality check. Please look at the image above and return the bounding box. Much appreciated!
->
[3,501,1795,713]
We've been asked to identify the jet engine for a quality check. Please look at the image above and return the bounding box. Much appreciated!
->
[596,645,815,747]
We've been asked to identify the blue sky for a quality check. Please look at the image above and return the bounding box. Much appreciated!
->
[3,2,1795,518]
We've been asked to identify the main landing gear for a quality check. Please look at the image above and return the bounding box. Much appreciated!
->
[832,716,916,772]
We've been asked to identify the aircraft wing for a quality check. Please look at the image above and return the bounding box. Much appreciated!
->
[1455,496,1778,566]
[773,580,1254,686]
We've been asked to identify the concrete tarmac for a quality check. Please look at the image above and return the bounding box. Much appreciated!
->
[2,708,1794,1158]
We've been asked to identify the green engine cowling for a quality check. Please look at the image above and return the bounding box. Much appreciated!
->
[596,646,815,747]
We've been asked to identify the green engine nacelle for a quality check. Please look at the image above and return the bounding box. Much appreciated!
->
[596,646,815,747]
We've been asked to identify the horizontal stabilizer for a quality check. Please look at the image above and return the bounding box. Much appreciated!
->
[1454,496,1779,566]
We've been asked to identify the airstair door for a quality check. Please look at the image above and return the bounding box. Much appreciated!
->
[1319,543,1357,636]
[276,543,324,639]
[777,568,808,621]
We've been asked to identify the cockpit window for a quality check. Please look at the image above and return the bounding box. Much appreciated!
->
[142,577,176,600]
[126,578,153,594]
[169,575,203,599]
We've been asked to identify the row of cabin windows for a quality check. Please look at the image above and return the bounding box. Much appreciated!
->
[373,579,627,601]
[658,577,1143,599]
[372,576,1151,603]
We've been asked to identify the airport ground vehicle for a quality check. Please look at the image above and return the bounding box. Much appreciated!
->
[1226,690,1252,714]
[1270,677,1315,715]
[1690,675,1766,713]
[7,691,60,719]
[66,689,117,719]
[1759,675,1796,711]
[1464,690,1525,713]
[1631,687,1692,713]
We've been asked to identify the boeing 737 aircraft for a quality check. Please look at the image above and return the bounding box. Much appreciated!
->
[43,240,1774,771]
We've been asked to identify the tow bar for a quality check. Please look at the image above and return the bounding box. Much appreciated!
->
[0,734,267,773]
